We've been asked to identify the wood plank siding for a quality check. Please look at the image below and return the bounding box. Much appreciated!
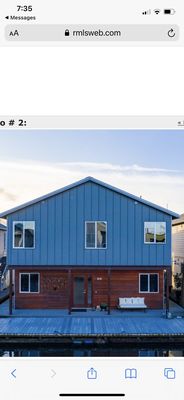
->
[14,269,164,309]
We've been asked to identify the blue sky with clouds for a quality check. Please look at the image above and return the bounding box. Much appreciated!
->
[0,130,184,168]
[0,130,184,214]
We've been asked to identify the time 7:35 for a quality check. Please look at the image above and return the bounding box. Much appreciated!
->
[17,5,33,12]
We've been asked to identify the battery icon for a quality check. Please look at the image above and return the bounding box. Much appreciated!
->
[164,9,176,15]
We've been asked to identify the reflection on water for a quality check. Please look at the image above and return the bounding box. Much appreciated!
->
[0,345,184,357]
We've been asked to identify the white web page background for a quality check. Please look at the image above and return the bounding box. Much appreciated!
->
[0,47,183,115]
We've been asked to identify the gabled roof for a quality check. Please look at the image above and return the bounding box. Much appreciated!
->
[0,223,7,231]
[0,176,179,219]
[172,213,184,226]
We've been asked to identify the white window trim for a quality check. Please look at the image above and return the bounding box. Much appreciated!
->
[19,272,40,294]
[13,221,35,249]
[85,221,107,249]
[144,222,166,245]
[139,273,159,294]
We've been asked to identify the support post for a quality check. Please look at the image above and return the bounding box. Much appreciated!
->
[9,268,13,316]
[181,264,184,308]
[108,268,111,315]
[164,269,169,318]
[166,269,170,316]
[68,269,72,315]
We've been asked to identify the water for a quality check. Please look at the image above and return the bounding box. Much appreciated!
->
[0,345,184,357]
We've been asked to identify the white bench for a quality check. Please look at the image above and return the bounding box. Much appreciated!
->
[118,297,147,311]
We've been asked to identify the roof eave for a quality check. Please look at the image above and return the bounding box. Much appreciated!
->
[0,176,179,219]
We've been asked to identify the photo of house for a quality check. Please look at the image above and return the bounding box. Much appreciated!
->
[0,129,184,355]
[0,176,178,313]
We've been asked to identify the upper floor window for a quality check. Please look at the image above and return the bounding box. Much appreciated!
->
[144,222,166,244]
[85,221,107,249]
[13,221,35,248]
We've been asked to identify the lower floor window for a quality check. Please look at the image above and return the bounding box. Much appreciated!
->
[139,273,159,293]
[20,273,40,293]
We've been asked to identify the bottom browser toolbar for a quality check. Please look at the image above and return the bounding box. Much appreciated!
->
[0,357,182,400]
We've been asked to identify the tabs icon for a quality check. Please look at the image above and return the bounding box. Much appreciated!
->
[164,368,176,379]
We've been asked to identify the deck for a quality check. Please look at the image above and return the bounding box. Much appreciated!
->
[0,301,184,341]
[1,315,184,337]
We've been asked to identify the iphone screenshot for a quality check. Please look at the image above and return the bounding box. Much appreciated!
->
[0,1,184,399]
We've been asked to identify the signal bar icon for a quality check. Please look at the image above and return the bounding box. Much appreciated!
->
[142,9,151,15]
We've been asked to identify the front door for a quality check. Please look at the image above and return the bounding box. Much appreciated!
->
[72,276,92,307]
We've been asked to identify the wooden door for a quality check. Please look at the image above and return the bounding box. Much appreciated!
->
[72,275,92,307]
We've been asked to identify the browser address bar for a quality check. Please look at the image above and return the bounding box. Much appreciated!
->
[5,24,179,41]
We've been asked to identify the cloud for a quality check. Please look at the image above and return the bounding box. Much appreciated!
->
[0,159,184,214]
[0,188,17,201]
[59,162,181,174]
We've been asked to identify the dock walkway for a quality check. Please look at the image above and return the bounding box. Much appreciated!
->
[0,300,184,339]
[0,315,184,337]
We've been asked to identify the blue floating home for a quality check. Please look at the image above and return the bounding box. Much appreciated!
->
[0,177,179,313]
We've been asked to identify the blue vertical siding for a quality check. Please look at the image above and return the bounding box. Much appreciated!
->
[91,183,99,266]
[40,201,48,265]
[134,203,142,265]
[113,195,121,265]
[62,191,70,265]
[106,190,113,266]
[69,189,77,265]
[120,197,128,265]
[33,203,41,265]
[84,183,92,265]
[127,201,135,265]
[76,185,84,265]
[149,208,157,266]
[7,181,172,266]
[142,206,150,265]
[25,207,33,266]
[98,187,106,266]
[47,198,55,265]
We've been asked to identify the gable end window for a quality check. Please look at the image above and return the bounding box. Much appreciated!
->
[144,222,166,244]
[13,221,35,249]
[85,221,107,249]
[139,273,159,293]
[20,273,40,293]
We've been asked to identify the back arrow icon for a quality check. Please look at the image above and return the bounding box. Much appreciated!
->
[11,369,16,378]
[51,369,56,378]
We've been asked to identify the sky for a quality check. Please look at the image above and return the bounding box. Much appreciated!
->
[0,129,184,215]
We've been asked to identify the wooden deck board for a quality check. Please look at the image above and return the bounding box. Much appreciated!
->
[0,315,184,336]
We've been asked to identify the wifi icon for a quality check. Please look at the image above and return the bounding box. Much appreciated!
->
[154,9,161,15]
